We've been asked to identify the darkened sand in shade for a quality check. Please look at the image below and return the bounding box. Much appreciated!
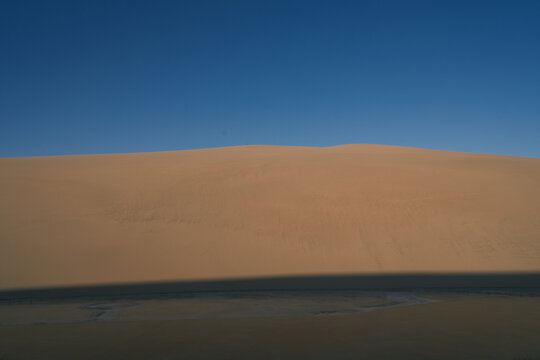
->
[1,145,540,291]
[1,292,539,359]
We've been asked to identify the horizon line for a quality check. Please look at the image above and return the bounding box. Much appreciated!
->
[1,143,539,160]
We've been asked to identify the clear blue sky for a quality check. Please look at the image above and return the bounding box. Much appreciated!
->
[1,0,539,157]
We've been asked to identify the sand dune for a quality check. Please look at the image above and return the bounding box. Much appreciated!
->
[1,144,539,290]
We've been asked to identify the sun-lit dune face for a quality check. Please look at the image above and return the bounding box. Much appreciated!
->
[1,144,540,290]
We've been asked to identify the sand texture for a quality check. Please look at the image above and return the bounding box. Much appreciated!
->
[1,145,540,290]
[1,295,540,359]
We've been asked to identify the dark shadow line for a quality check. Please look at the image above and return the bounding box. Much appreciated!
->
[1,273,540,301]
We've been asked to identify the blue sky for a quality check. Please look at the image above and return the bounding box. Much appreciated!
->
[1,0,539,157]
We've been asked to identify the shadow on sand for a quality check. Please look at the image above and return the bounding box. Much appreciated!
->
[1,273,540,301]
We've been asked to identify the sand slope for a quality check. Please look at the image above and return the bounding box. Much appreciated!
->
[1,145,539,290]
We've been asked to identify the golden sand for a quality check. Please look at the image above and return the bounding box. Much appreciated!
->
[1,145,539,290]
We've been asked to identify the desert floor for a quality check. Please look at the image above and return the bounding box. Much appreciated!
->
[1,291,540,360]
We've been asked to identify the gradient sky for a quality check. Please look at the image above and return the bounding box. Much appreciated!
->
[1,0,539,157]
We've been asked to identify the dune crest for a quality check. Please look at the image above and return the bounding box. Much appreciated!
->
[1,145,539,290]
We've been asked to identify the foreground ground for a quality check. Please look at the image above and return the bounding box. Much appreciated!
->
[1,291,540,359]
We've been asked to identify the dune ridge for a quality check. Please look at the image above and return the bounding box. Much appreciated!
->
[1,144,540,290]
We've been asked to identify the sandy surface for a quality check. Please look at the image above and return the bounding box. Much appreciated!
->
[1,294,539,359]
[0,291,437,325]
[1,144,540,290]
